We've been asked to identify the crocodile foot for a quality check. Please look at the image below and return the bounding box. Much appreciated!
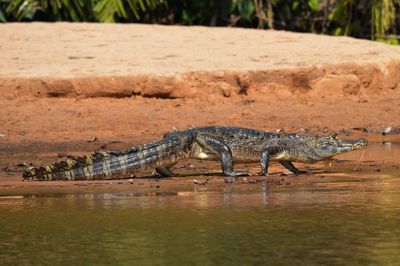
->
[224,171,251,183]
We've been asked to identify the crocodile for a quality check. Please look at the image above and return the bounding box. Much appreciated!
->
[22,126,367,182]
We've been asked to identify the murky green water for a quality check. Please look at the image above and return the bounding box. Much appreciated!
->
[1,187,400,265]
[1,140,400,265]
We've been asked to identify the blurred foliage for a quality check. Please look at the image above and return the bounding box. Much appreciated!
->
[0,0,163,22]
[0,0,399,41]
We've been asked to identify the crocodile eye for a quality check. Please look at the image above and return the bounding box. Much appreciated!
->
[329,133,337,140]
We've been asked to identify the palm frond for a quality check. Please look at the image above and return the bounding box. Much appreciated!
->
[94,0,163,22]
[371,0,400,38]
[1,0,163,22]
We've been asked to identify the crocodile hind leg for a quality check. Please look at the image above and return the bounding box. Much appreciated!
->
[156,162,179,177]
[279,161,307,175]
[195,134,250,182]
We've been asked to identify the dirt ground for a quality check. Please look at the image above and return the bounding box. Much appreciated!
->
[0,23,399,194]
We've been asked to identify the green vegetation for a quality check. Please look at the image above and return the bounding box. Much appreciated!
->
[0,0,399,42]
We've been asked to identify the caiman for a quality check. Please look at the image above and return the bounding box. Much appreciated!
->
[22,126,367,182]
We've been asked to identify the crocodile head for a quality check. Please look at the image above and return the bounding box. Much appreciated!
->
[307,133,367,161]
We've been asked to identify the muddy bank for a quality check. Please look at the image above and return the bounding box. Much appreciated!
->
[1,23,400,194]
[1,96,399,144]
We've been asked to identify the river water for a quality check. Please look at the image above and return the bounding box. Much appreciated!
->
[0,141,399,265]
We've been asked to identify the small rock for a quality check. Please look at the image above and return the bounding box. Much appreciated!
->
[128,178,134,184]
[87,137,99,142]
[18,131,26,136]
[16,162,28,167]
[297,128,306,134]
[381,126,398,135]
[352,127,368,132]
[276,128,284,133]
[0,133,6,138]
[193,179,208,185]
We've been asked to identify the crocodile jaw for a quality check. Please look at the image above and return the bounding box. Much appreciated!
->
[315,138,368,159]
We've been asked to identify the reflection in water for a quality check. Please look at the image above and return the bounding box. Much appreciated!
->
[1,185,400,265]
[382,141,392,151]
[0,141,400,264]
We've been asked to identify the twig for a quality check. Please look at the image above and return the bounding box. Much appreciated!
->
[353,149,366,171]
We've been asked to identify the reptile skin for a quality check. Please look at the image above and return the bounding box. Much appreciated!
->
[22,126,367,182]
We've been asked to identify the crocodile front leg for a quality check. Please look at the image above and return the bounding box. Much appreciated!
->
[259,147,280,176]
[195,134,250,182]
[279,161,307,175]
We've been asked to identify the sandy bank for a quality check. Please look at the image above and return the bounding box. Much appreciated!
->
[1,22,400,99]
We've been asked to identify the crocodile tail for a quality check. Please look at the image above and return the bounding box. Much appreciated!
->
[22,137,185,181]
[22,151,113,181]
